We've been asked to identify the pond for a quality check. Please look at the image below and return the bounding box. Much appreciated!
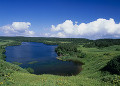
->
[5,42,82,76]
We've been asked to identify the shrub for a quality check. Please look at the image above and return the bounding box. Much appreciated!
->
[77,52,86,58]
[116,48,120,51]
[102,55,120,75]
[103,53,110,56]
[25,67,34,74]
[102,75,120,86]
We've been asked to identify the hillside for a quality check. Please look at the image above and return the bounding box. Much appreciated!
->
[0,37,120,86]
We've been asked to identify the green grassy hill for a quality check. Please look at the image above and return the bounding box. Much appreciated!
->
[0,37,120,86]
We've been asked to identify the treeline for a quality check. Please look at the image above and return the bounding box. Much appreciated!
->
[1,37,120,49]
[1,37,120,48]
[55,44,86,58]
[84,39,120,48]
[0,37,91,45]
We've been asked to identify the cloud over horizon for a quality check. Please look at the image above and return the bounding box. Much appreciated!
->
[50,18,120,39]
[0,19,120,39]
[0,22,34,36]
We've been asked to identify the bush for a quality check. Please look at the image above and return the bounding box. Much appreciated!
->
[102,75,120,86]
[116,48,120,51]
[103,53,110,56]
[55,44,78,56]
[102,55,120,75]
[25,67,34,73]
[77,52,86,58]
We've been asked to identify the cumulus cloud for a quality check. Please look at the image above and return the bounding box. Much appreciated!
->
[0,22,34,36]
[50,32,66,38]
[50,18,120,39]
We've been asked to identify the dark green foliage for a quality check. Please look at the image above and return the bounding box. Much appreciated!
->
[116,48,120,51]
[102,75,120,85]
[55,44,86,58]
[0,37,120,48]
[84,39,120,48]
[25,67,34,73]
[102,75,113,82]
[102,55,120,75]
[1,54,6,59]
[0,37,91,45]
[55,44,78,56]
[77,52,86,58]
[103,53,110,56]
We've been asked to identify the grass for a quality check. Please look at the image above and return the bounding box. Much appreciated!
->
[8,72,110,86]
[0,40,120,86]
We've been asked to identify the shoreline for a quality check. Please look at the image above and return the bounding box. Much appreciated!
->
[1,39,119,86]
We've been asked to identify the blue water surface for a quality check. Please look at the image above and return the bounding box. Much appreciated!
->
[5,42,81,76]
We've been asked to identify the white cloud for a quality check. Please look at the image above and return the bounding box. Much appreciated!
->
[51,20,74,34]
[0,22,34,36]
[50,18,120,39]
[50,32,66,38]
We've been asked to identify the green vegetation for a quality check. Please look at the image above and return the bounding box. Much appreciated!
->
[103,55,120,75]
[0,60,28,86]
[0,39,28,86]
[84,39,120,48]
[0,37,120,86]
[28,61,38,64]
[55,44,86,59]
[12,62,22,65]
[25,67,34,74]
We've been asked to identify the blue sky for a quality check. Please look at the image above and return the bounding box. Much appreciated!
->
[0,0,120,39]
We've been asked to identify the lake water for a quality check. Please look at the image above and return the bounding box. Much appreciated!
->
[5,42,82,76]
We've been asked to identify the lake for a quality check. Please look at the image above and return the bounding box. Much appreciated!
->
[5,42,82,76]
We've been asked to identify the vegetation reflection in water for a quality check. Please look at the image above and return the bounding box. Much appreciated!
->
[5,42,82,76]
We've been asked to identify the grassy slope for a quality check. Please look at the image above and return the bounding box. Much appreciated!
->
[0,40,28,86]
[9,45,120,86]
[1,40,120,86]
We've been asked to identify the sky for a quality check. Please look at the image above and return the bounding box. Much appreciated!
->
[0,0,120,39]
